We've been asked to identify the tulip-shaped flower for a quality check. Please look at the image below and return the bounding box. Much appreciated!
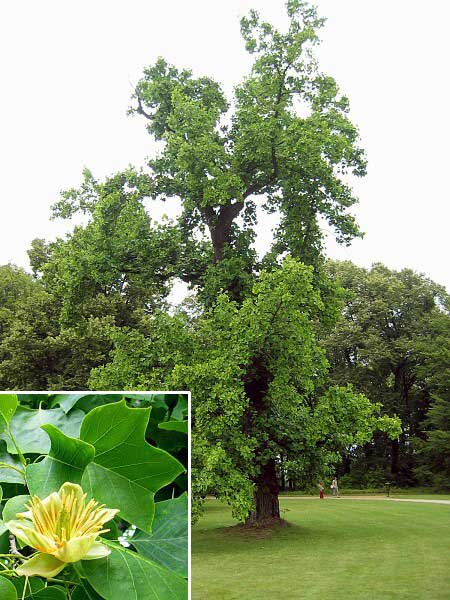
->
[5,482,119,578]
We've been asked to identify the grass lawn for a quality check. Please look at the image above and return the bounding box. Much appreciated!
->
[192,498,450,599]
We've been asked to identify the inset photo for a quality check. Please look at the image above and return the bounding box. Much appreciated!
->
[0,391,189,600]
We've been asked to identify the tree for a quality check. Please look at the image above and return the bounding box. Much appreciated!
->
[323,260,449,486]
[91,259,400,523]
[4,2,401,524]
[413,394,450,489]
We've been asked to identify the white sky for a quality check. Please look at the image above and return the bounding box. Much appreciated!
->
[0,0,449,291]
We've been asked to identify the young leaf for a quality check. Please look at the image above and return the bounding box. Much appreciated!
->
[133,493,188,577]
[0,407,84,455]
[80,401,185,532]
[26,425,95,497]
[78,539,187,600]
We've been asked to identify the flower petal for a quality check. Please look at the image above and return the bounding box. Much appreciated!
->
[5,520,56,553]
[82,541,111,560]
[53,534,97,563]
[17,553,65,578]
[58,482,85,502]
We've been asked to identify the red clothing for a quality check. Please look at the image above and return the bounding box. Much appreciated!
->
[319,490,324,499]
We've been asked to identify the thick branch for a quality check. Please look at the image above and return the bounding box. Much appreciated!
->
[201,201,244,262]
[136,96,153,120]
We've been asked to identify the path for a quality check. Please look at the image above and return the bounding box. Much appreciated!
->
[279,495,450,505]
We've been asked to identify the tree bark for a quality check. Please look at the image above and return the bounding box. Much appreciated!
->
[245,459,281,526]
[243,356,281,526]
[391,438,400,477]
[201,201,244,263]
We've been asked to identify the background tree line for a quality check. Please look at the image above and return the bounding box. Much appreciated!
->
[0,2,448,523]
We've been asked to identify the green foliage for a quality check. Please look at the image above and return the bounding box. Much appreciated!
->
[0,394,188,599]
[133,493,188,576]
[26,425,95,497]
[0,406,84,455]
[323,260,450,486]
[78,539,186,600]
[414,394,450,488]
[80,401,184,532]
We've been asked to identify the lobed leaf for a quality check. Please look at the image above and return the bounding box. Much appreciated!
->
[0,407,84,455]
[78,539,187,600]
[133,493,188,577]
[26,425,95,497]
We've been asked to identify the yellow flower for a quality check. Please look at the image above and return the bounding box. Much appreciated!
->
[5,482,119,578]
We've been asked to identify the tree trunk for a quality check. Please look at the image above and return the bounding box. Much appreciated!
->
[391,438,400,478]
[245,459,281,526]
[201,202,244,263]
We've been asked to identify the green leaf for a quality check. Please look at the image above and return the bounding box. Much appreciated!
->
[0,576,17,600]
[12,577,45,598]
[80,401,185,532]
[0,440,25,485]
[0,407,84,455]
[52,394,122,414]
[158,420,188,435]
[51,394,88,413]
[26,425,95,497]
[99,518,119,541]
[0,394,18,430]
[72,580,103,600]
[2,494,31,522]
[0,519,10,554]
[133,493,188,577]
[170,396,188,421]
[32,588,67,599]
[79,540,187,600]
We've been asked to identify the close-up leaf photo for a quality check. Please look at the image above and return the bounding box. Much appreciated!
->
[0,393,188,599]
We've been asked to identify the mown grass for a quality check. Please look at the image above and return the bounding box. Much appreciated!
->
[192,497,450,599]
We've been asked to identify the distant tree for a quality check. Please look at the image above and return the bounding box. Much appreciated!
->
[413,394,450,489]
[323,260,449,486]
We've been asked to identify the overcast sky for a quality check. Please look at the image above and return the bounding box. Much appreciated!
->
[1,0,449,291]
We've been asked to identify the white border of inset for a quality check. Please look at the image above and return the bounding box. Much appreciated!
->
[0,389,192,600]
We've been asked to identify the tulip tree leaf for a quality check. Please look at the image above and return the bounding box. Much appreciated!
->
[158,420,188,435]
[0,394,18,430]
[78,539,187,600]
[133,493,188,577]
[0,441,25,485]
[52,393,123,414]
[26,425,95,497]
[50,394,88,413]
[12,577,45,598]
[0,519,9,553]
[72,580,103,600]
[80,401,185,533]
[32,588,67,599]
[0,576,17,600]
[2,495,31,522]
[0,407,84,455]
[170,395,188,421]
